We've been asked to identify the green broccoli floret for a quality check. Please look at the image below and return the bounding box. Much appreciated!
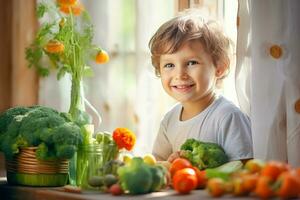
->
[52,122,82,145]
[55,144,77,159]
[0,105,83,161]
[180,138,229,170]
[1,135,28,159]
[117,157,153,194]
[36,142,49,160]
[0,106,29,135]
[51,122,82,159]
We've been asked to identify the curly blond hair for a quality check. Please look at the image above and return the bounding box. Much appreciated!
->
[149,10,232,78]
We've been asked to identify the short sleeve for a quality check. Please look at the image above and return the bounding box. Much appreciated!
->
[218,111,253,161]
[152,121,172,161]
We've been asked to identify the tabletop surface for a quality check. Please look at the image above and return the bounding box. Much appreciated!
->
[0,177,257,200]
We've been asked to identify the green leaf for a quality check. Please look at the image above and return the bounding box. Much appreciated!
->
[37,67,50,77]
[57,67,67,80]
[36,3,47,18]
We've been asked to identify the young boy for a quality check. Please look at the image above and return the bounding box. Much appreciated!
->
[149,12,253,163]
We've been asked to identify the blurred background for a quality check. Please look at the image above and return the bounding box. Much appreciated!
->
[0,0,238,175]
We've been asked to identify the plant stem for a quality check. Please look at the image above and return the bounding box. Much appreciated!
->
[68,10,84,119]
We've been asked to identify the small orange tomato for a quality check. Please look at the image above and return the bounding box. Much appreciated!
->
[276,171,300,199]
[254,176,274,199]
[95,50,110,64]
[242,173,259,193]
[206,178,226,197]
[169,158,192,178]
[45,40,64,53]
[261,161,290,181]
[244,159,265,174]
[172,168,198,194]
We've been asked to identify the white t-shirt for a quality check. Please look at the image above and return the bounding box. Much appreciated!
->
[152,96,253,161]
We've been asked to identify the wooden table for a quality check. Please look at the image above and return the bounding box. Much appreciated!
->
[0,177,255,200]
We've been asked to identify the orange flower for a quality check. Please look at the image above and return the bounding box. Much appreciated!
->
[59,2,83,16]
[112,128,136,151]
[95,50,110,64]
[57,0,77,6]
[45,40,65,53]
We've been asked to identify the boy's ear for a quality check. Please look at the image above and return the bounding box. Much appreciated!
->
[215,56,230,78]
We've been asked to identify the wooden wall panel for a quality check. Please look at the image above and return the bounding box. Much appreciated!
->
[0,0,12,113]
[11,0,39,107]
[0,0,38,177]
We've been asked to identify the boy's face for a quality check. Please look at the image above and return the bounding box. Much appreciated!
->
[159,41,218,105]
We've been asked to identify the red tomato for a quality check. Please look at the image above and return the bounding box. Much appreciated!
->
[172,168,198,194]
[169,158,192,177]
[192,166,207,189]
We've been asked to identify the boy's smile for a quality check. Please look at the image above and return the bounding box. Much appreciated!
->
[159,40,218,115]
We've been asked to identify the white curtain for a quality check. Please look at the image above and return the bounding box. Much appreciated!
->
[236,0,300,167]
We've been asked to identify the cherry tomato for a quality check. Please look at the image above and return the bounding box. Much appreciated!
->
[207,178,226,197]
[261,161,290,180]
[254,176,274,199]
[109,183,123,196]
[244,159,265,173]
[192,166,207,188]
[172,168,198,194]
[169,158,192,177]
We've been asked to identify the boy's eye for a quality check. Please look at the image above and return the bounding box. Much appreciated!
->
[187,60,199,66]
[163,63,174,68]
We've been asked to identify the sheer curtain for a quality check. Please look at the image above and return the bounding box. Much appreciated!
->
[39,0,176,156]
[236,0,300,166]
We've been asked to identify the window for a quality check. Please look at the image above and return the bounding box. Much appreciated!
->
[39,0,238,155]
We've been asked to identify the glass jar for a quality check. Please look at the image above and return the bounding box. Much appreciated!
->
[76,144,102,189]
[76,144,119,190]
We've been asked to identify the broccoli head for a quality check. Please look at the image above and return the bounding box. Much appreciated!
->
[0,105,83,161]
[117,157,153,194]
[180,138,229,170]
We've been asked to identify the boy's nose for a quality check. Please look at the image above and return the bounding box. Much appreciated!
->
[175,66,188,79]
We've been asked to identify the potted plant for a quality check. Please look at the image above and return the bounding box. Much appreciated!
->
[0,105,82,186]
[25,0,109,185]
